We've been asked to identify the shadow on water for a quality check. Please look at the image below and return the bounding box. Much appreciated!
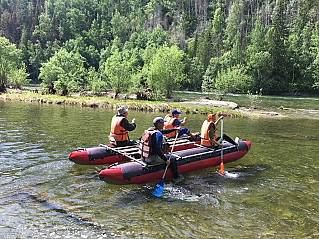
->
[68,164,103,177]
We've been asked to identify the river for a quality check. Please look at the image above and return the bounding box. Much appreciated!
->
[0,98,318,238]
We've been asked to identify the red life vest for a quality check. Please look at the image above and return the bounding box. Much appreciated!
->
[139,127,159,158]
[163,115,177,138]
[200,120,216,147]
[109,115,128,141]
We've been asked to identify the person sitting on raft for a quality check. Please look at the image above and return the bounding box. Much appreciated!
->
[163,109,198,140]
[200,113,238,148]
[109,106,136,147]
[139,117,185,183]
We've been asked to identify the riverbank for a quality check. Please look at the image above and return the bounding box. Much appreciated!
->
[0,90,284,118]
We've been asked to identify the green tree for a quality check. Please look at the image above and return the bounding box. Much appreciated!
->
[149,25,169,47]
[85,66,107,94]
[196,7,225,71]
[54,0,69,42]
[309,22,319,91]
[246,17,272,91]
[102,47,132,98]
[265,0,289,93]
[211,7,224,58]
[215,65,252,93]
[66,8,87,39]
[202,57,221,92]
[39,48,86,95]
[111,10,130,44]
[203,42,242,93]
[8,68,30,89]
[186,57,205,91]
[64,36,100,69]
[0,37,29,92]
[33,13,54,47]
[144,44,185,99]
[85,18,106,52]
[27,40,44,81]
[223,0,244,51]
[286,0,313,92]
[142,42,157,66]
[196,26,212,70]
[310,54,319,90]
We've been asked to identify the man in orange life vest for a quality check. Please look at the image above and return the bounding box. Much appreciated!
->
[200,113,238,148]
[139,117,184,183]
[109,106,136,147]
[163,109,198,139]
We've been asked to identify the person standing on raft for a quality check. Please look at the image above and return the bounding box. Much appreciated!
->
[200,113,238,148]
[163,109,198,140]
[109,106,136,147]
[139,117,185,183]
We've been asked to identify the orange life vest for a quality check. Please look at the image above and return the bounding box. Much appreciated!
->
[109,115,128,141]
[139,127,159,158]
[163,115,177,138]
[200,120,216,147]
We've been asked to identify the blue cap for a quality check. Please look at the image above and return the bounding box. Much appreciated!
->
[172,109,182,115]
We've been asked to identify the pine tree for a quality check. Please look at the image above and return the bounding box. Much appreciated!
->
[265,0,289,93]
[287,0,313,92]
[247,17,272,91]
[309,22,319,91]
[211,7,224,58]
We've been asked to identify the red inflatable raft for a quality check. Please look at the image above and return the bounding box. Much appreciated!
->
[98,139,251,184]
[69,137,200,165]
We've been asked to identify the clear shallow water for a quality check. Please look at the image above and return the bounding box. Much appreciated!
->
[0,100,318,238]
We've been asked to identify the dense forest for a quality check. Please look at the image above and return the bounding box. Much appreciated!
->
[0,0,319,99]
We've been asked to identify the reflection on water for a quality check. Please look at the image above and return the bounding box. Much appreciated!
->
[0,100,318,238]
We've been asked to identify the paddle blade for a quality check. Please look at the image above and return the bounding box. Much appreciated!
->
[151,179,164,197]
[219,162,224,176]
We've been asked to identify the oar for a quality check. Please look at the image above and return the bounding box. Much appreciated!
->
[152,132,179,197]
[219,118,224,176]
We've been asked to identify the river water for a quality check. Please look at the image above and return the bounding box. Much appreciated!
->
[0,99,318,238]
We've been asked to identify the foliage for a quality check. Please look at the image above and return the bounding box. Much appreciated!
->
[102,47,132,98]
[202,57,221,92]
[0,37,30,92]
[310,53,319,89]
[186,57,205,91]
[309,22,319,90]
[8,68,30,89]
[264,0,290,94]
[143,44,186,99]
[1,0,319,96]
[39,48,86,95]
[85,67,107,94]
[214,65,252,93]
[111,10,130,44]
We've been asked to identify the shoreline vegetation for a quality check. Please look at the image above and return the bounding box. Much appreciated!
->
[0,90,285,118]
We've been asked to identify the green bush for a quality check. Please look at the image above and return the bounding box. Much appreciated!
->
[0,37,29,92]
[215,65,252,93]
[39,48,86,95]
